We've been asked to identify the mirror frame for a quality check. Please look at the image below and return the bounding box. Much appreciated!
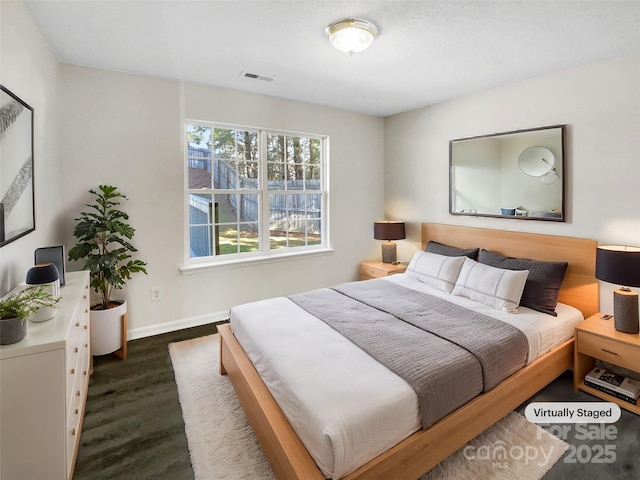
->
[449,124,566,222]
[1,85,35,247]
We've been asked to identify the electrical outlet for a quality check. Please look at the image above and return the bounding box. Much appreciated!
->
[150,287,162,302]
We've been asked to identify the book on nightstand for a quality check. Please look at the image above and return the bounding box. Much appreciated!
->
[584,379,638,405]
[584,367,640,404]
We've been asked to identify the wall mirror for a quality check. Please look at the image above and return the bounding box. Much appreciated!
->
[1,85,35,247]
[449,124,565,222]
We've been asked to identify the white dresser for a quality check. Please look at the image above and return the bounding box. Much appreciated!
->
[0,271,91,480]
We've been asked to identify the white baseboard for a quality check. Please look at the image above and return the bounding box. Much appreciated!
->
[128,310,229,341]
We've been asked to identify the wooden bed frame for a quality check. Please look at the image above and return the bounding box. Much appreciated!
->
[219,223,598,479]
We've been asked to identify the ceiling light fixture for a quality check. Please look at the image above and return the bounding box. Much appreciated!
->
[325,18,379,55]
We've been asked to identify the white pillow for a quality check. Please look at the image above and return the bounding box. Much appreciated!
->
[405,251,466,293]
[452,257,529,313]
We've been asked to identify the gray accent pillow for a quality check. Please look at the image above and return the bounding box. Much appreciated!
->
[478,249,568,316]
[425,241,479,259]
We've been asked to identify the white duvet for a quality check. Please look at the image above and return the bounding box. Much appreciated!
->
[229,274,583,479]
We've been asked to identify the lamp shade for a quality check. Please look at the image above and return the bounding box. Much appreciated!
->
[26,263,60,285]
[595,246,640,287]
[374,221,406,241]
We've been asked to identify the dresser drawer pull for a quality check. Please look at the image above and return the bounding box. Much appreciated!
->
[601,348,618,356]
[75,322,80,327]
[74,347,79,353]
[76,390,81,397]
[71,428,76,436]
[70,368,75,374]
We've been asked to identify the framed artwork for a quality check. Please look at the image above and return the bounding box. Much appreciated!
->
[35,246,66,286]
[1,85,35,247]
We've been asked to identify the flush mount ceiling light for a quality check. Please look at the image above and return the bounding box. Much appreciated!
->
[325,18,379,55]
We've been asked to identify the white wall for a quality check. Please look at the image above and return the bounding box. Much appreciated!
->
[0,0,62,296]
[58,67,385,337]
[384,55,640,312]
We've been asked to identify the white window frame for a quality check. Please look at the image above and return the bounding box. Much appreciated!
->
[182,121,331,272]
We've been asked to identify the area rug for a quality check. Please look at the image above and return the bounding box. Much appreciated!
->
[169,334,568,480]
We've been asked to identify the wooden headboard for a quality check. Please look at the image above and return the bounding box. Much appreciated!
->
[421,223,599,317]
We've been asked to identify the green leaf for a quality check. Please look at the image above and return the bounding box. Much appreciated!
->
[0,286,60,319]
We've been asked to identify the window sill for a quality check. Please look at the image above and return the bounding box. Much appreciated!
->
[180,248,334,275]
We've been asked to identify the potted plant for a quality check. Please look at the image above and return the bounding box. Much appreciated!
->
[0,287,60,344]
[69,185,147,355]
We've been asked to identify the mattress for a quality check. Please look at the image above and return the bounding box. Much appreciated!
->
[229,274,583,479]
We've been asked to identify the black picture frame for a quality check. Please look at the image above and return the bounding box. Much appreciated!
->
[35,246,66,286]
[1,85,35,247]
[449,124,566,222]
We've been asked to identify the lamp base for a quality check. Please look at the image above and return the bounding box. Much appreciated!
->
[613,288,639,334]
[381,242,397,264]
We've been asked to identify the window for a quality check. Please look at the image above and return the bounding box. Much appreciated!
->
[186,122,328,263]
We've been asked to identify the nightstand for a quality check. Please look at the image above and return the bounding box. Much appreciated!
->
[359,260,407,280]
[574,312,640,414]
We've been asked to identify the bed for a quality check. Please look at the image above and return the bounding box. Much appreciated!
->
[219,223,598,479]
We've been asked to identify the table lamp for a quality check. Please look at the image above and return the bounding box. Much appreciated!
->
[374,221,406,264]
[595,245,640,334]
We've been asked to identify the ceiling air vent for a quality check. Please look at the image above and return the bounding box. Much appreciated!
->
[241,71,275,82]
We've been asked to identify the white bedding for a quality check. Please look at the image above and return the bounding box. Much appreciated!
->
[229,274,583,479]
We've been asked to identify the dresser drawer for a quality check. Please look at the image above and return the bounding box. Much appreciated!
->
[66,383,83,473]
[578,330,640,372]
[65,339,81,400]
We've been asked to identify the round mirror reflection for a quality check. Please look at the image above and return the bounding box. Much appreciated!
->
[518,146,555,177]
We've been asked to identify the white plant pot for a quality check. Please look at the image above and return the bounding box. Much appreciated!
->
[28,280,60,323]
[90,300,126,356]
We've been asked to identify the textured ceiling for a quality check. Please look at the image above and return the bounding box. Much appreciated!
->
[24,0,640,117]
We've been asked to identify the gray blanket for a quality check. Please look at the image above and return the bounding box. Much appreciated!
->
[289,279,528,428]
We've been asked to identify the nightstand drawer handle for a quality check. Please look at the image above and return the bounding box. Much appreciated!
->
[601,348,618,356]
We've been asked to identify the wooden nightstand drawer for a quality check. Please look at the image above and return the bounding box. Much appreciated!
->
[577,330,640,372]
[359,261,407,280]
[359,265,386,279]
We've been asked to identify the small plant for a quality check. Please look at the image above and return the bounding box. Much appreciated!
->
[68,185,147,310]
[0,286,60,319]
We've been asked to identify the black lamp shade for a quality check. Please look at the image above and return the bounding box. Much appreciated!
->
[595,246,640,287]
[374,221,406,241]
[26,263,60,285]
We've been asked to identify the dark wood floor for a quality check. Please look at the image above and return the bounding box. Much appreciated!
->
[516,370,640,480]
[73,324,640,479]
[73,323,218,480]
